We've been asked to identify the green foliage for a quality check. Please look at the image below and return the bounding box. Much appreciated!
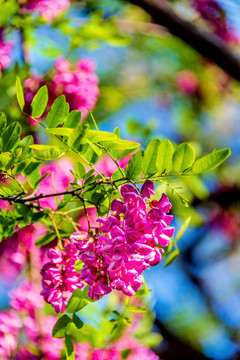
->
[125,150,144,179]
[165,248,180,267]
[192,148,231,174]
[31,85,48,118]
[142,139,160,176]
[172,143,195,173]
[66,288,91,313]
[156,139,174,174]
[1,122,21,152]
[65,335,75,360]
[15,76,25,111]
[46,95,67,127]
[52,314,73,338]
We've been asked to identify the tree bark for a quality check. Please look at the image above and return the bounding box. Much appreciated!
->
[127,0,240,82]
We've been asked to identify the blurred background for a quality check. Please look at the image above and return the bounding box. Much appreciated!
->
[1,0,240,359]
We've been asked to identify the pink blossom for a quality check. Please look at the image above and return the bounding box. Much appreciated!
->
[74,181,174,300]
[0,223,46,281]
[24,57,99,123]
[50,57,99,119]
[21,0,70,21]
[41,240,84,313]
[10,281,43,317]
[175,70,199,96]
[0,28,12,77]
[0,311,21,358]
[193,0,239,43]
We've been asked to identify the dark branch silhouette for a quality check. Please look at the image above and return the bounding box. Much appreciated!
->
[127,0,240,82]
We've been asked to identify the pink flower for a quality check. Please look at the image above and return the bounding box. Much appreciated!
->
[21,0,70,21]
[41,240,84,313]
[10,281,43,317]
[0,311,21,358]
[24,57,99,123]
[192,0,239,43]
[175,70,199,96]
[75,181,174,300]
[0,28,12,77]
[50,57,99,119]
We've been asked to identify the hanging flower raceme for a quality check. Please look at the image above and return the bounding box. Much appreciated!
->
[41,240,84,313]
[24,57,99,124]
[20,0,70,21]
[70,180,174,301]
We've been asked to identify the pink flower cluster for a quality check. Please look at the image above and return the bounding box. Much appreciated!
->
[0,223,46,281]
[75,335,159,360]
[0,28,12,77]
[20,0,70,21]
[193,0,238,43]
[0,311,21,358]
[0,281,64,359]
[24,57,99,123]
[72,180,174,300]
[50,58,99,119]
[41,239,84,313]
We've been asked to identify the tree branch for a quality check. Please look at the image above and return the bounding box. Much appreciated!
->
[127,0,240,82]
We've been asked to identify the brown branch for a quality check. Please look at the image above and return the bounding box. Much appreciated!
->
[126,0,240,82]
[0,177,129,205]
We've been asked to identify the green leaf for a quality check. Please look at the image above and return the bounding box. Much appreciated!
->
[113,127,120,138]
[0,153,11,168]
[16,76,25,111]
[142,139,160,176]
[52,315,72,339]
[72,314,84,329]
[65,335,75,360]
[156,139,174,174]
[172,143,195,173]
[67,122,89,151]
[85,139,102,156]
[35,233,56,246]
[121,349,131,359]
[31,146,65,160]
[63,111,81,128]
[66,288,90,313]
[0,112,7,135]
[175,216,191,242]
[86,130,117,143]
[192,148,231,174]
[46,95,67,128]
[74,162,86,179]
[43,128,73,137]
[165,248,180,267]
[125,150,143,179]
[1,122,21,152]
[31,85,48,118]
[104,138,140,151]
[128,306,147,313]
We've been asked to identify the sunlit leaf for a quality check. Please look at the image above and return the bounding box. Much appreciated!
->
[142,139,160,175]
[156,139,174,174]
[16,76,25,111]
[31,85,48,118]
[172,143,195,173]
[192,148,231,174]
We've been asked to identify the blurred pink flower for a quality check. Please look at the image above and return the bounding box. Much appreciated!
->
[175,70,199,96]
[0,28,12,77]
[21,0,70,21]
[0,311,21,358]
